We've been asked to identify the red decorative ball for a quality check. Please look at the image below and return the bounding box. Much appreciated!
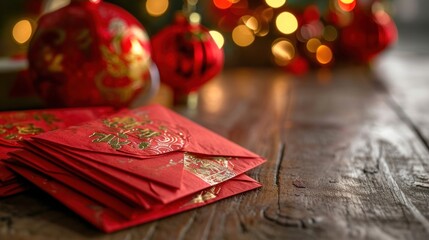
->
[28,0,152,107]
[339,5,397,62]
[284,56,309,75]
[151,14,224,99]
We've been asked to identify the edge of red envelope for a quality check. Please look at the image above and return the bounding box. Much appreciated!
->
[0,107,114,196]
[1,104,265,232]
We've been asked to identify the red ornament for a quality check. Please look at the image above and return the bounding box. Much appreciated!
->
[151,14,224,101]
[284,56,309,75]
[28,0,153,107]
[338,4,397,62]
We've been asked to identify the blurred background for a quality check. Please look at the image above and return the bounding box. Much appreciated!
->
[0,0,428,109]
[3,0,427,67]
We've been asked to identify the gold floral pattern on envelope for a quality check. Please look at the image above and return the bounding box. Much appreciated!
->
[184,153,236,186]
[89,114,187,154]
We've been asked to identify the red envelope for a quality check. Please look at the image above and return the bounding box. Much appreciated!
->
[17,140,263,210]
[0,178,28,196]
[5,104,265,231]
[8,160,261,233]
[0,107,114,197]
[9,150,144,220]
[30,105,264,188]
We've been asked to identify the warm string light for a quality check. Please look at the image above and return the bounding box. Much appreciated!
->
[213,0,233,9]
[145,0,169,17]
[208,0,371,69]
[232,25,254,47]
[144,0,394,70]
[276,12,298,35]
[265,0,286,9]
[316,45,333,64]
[337,0,356,12]
[209,30,225,49]
[272,39,295,66]
[12,19,33,44]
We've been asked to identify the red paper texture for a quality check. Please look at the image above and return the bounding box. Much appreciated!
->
[6,104,265,232]
[0,107,113,197]
[9,161,261,233]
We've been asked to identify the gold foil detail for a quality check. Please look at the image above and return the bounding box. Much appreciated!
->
[89,116,166,150]
[136,128,160,138]
[43,49,64,72]
[184,153,236,186]
[17,124,44,134]
[76,29,92,50]
[184,186,222,207]
[90,132,131,150]
[33,112,60,124]
[0,111,62,141]
[95,19,150,104]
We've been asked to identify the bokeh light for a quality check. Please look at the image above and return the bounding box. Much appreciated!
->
[232,25,255,47]
[323,25,338,41]
[316,45,333,64]
[189,12,201,24]
[209,30,225,49]
[338,0,356,12]
[213,0,233,9]
[306,38,321,53]
[299,21,323,40]
[262,8,274,21]
[265,0,286,9]
[146,0,169,17]
[242,15,259,31]
[276,12,298,35]
[272,39,295,66]
[12,19,33,44]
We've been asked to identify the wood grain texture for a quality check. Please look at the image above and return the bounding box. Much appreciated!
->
[1,65,429,239]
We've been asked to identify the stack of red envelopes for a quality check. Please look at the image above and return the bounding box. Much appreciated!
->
[0,108,113,197]
[6,105,265,233]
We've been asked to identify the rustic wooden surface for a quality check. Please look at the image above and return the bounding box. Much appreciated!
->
[2,44,429,240]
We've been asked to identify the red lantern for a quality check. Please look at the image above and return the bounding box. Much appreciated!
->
[338,3,397,62]
[28,0,153,107]
[151,14,224,102]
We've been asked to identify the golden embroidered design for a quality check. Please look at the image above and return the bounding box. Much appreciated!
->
[184,153,236,186]
[0,112,62,142]
[33,112,60,124]
[95,19,150,104]
[89,114,186,153]
[184,186,222,207]
[89,132,131,150]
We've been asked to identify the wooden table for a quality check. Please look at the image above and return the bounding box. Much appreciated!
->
[2,39,429,239]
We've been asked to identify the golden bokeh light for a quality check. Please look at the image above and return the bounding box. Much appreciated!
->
[339,0,354,3]
[146,0,169,17]
[232,25,255,47]
[272,39,295,66]
[262,8,274,21]
[242,15,259,31]
[265,0,286,8]
[316,45,333,64]
[255,25,269,37]
[323,25,338,41]
[209,30,225,49]
[189,12,201,24]
[306,38,321,53]
[12,19,32,44]
[276,12,298,35]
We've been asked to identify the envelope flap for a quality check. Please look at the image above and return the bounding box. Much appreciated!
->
[33,107,188,158]
[165,108,261,158]
[0,108,113,147]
